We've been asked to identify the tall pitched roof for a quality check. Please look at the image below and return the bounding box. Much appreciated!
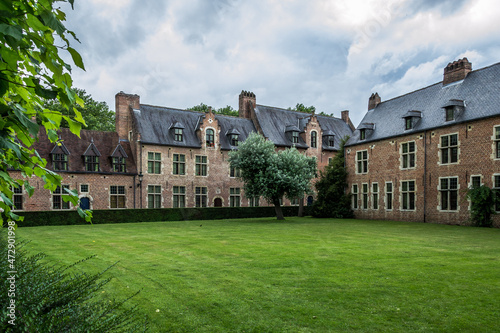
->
[347,62,500,146]
[215,115,256,150]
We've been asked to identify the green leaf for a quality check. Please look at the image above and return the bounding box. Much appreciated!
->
[0,23,22,40]
[35,85,58,99]
[67,47,85,71]
[13,104,40,137]
[0,192,13,206]
[40,10,66,36]
[66,117,82,137]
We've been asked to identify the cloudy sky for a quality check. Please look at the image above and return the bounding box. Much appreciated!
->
[61,0,500,126]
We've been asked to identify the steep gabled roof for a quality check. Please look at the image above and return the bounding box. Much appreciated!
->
[215,115,256,150]
[50,141,70,155]
[347,62,500,146]
[83,139,101,157]
[111,144,128,158]
[316,115,354,151]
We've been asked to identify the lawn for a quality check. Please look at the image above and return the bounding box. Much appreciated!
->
[17,218,500,332]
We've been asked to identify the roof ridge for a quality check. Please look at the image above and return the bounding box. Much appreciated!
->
[256,104,313,116]
[140,103,204,115]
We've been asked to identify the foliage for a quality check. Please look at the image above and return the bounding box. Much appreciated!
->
[288,103,332,117]
[0,0,90,224]
[228,132,317,220]
[0,231,147,332]
[188,103,238,117]
[313,137,353,218]
[466,185,499,227]
[42,88,115,131]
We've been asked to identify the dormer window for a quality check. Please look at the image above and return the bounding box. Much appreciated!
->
[285,125,301,145]
[111,144,128,173]
[402,111,422,130]
[360,129,366,140]
[231,134,239,146]
[322,130,335,148]
[174,128,183,141]
[358,123,374,141]
[206,129,215,147]
[292,131,299,144]
[445,107,454,121]
[50,142,70,171]
[83,138,101,172]
[170,121,185,142]
[442,100,465,122]
[405,117,412,130]
[327,135,335,147]
[227,128,240,147]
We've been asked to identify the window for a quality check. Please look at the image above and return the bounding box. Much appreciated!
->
[173,186,185,208]
[52,153,68,171]
[147,152,161,174]
[12,186,23,210]
[206,129,215,147]
[147,185,162,209]
[441,134,458,164]
[470,176,481,189]
[291,131,299,144]
[405,117,412,130]
[494,175,500,212]
[385,182,393,210]
[352,184,358,209]
[495,126,500,159]
[230,167,241,178]
[110,185,126,209]
[80,184,89,193]
[372,183,379,210]
[173,154,186,175]
[360,129,366,140]
[445,107,454,121]
[112,157,126,172]
[195,187,207,207]
[401,142,416,169]
[53,185,70,210]
[174,128,183,141]
[311,131,317,148]
[195,156,208,176]
[356,150,368,173]
[440,177,458,211]
[230,188,241,207]
[325,135,335,147]
[401,180,415,211]
[291,197,299,206]
[362,183,368,209]
[84,156,99,172]
[230,134,239,146]
[249,197,260,207]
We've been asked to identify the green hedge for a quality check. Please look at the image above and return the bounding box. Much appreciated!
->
[12,206,312,227]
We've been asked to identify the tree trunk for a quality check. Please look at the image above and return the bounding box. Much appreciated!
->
[273,198,285,220]
[298,196,304,217]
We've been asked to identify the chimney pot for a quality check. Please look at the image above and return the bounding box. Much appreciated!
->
[443,57,472,85]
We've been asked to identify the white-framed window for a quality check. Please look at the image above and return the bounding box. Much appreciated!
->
[110,185,126,209]
[469,175,482,189]
[173,154,186,175]
[53,185,70,210]
[147,152,161,174]
[80,184,89,193]
[494,126,500,159]
[401,141,416,169]
[147,185,162,209]
[440,133,459,164]
[362,183,369,210]
[195,187,208,208]
[12,185,23,211]
[195,155,208,176]
[385,182,393,211]
[372,183,379,210]
[493,175,500,212]
[230,188,241,207]
[352,184,358,209]
[356,150,368,174]
[174,128,183,142]
[230,167,241,178]
[439,177,459,211]
[173,186,185,208]
[401,180,415,211]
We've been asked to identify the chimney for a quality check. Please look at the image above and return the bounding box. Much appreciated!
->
[115,91,140,140]
[341,110,355,131]
[238,90,256,119]
[368,92,381,110]
[443,57,472,85]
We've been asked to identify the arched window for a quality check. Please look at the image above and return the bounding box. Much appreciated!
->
[311,131,317,148]
[206,129,214,147]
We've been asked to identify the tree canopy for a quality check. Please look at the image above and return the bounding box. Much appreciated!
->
[0,0,90,223]
[228,132,317,220]
[188,103,238,117]
[288,103,333,117]
[43,88,115,131]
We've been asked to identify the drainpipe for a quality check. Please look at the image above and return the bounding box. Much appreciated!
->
[423,130,427,223]
[139,141,143,209]
[133,174,136,209]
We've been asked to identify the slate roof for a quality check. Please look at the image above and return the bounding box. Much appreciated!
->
[215,115,257,150]
[316,115,355,151]
[347,62,500,146]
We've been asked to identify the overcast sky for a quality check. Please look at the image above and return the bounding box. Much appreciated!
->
[62,0,500,126]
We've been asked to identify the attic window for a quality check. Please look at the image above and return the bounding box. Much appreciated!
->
[445,107,454,121]
[230,134,239,146]
[291,131,299,144]
[112,157,126,172]
[227,128,240,147]
[285,125,301,144]
[327,135,335,147]
[171,122,185,142]
[442,100,464,122]
[83,139,101,172]
[360,129,366,140]
[405,117,413,130]
[402,111,422,131]
[52,153,68,171]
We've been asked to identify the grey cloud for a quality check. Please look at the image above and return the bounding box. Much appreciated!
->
[405,0,470,16]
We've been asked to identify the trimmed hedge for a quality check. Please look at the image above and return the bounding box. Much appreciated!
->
[13,206,312,227]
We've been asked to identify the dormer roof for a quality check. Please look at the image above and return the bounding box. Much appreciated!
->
[83,139,101,157]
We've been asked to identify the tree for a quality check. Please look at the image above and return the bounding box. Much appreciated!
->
[467,186,499,227]
[43,88,115,131]
[188,103,239,117]
[288,103,333,117]
[0,0,90,224]
[312,136,354,218]
[228,132,317,220]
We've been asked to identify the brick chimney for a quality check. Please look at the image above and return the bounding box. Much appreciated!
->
[238,90,256,119]
[443,57,472,85]
[341,110,355,131]
[115,92,140,140]
[368,92,381,110]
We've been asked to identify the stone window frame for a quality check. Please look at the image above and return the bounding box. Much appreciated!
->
[352,184,358,210]
[80,184,89,193]
[372,182,379,210]
[400,141,416,170]
[438,133,459,165]
[229,187,241,207]
[53,184,71,210]
[492,125,500,160]
[205,128,215,148]
[230,166,241,178]
[195,155,208,177]
[147,152,161,174]
[362,183,369,210]
[493,174,500,213]
[310,130,318,148]
[12,185,24,211]
[173,186,186,208]
[467,175,483,211]
[356,150,368,174]
[173,153,186,175]
[438,176,459,212]
[385,181,393,211]
[147,185,162,209]
[110,185,126,209]
[195,187,208,208]
[400,180,416,211]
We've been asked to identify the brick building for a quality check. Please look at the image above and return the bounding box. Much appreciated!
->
[11,91,353,212]
[345,58,500,226]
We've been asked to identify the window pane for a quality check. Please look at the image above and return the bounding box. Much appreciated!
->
[450,134,458,146]
[450,147,458,163]
[442,149,449,164]
[441,136,449,147]
[402,143,408,154]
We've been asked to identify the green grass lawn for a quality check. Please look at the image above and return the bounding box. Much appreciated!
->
[17,218,500,332]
